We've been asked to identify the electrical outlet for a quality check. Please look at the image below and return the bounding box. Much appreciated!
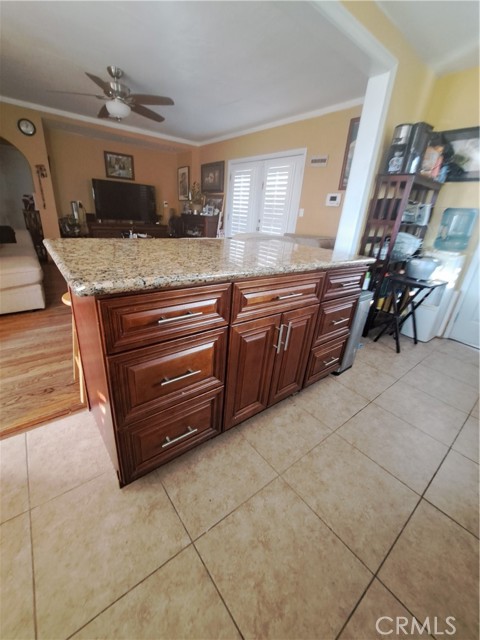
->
[299,208,304,217]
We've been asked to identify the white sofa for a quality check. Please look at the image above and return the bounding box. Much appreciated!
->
[0,228,45,314]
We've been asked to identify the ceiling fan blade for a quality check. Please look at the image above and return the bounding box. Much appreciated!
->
[130,94,174,106]
[48,90,105,99]
[86,72,110,93]
[130,104,165,123]
[97,105,109,118]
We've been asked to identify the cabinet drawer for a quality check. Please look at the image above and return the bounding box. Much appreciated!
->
[99,283,231,354]
[323,267,366,300]
[315,296,358,345]
[108,328,227,427]
[304,336,348,387]
[231,272,324,323]
[121,388,223,481]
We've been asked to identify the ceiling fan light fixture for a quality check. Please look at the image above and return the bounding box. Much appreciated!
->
[105,98,131,120]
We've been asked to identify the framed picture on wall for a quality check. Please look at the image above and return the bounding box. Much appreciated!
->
[338,117,360,190]
[442,126,480,182]
[104,152,134,180]
[201,161,225,193]
[178,166,190,200]
[204,194,224,213]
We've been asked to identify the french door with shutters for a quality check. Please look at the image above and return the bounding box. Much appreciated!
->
[225,152,306,237]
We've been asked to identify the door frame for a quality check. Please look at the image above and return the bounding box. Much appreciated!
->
[225,148,307,237]
[444,244,480,342]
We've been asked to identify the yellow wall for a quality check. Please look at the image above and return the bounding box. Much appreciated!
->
[343,1,435,165]
[0,102,60,238]
[45,128,180,223]
[200,105,362,237]
[423,67,480,265]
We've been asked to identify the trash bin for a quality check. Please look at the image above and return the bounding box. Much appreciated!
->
[334,290,374,374]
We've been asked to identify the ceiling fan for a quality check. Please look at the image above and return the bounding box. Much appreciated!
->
[52,66,174,123]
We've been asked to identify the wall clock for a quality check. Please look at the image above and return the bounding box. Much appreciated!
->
[17,118,36,136]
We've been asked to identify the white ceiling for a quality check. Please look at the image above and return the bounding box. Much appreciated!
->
[0,1,478,145]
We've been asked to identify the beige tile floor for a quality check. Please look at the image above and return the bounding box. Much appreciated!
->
[1,336,478,640]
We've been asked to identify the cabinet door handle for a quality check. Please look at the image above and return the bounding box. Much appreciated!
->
[274,324,285,354]
[157,311,203,325]
[162,426,198,448]
[160,369,201,386]
[283,321,293,351]
[322,356,339,366]
[276,292,303,300]
[331,317,348,326]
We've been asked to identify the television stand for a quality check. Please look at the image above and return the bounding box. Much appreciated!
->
[88,221,169,239]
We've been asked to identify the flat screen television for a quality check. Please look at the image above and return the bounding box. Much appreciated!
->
[92,179,157,224]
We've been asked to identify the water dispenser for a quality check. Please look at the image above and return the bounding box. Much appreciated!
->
[434,208,478,252]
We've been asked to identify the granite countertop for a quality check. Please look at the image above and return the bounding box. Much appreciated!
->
[44,237,374,297]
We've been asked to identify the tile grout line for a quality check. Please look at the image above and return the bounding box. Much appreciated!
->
[191,543,245,640]
[63,545,193,640]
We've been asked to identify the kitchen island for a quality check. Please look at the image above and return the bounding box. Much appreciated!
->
[44,237,374,486]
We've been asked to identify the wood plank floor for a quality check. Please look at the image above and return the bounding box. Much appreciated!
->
[0,262,85,438]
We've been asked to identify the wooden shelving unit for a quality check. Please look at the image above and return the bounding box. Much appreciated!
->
[359,173,443,333]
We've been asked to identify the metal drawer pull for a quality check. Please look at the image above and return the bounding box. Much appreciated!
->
[274,324,285,354]
[160,369,201,386]
[331,317,348,326]
[284,322,293,351]
[157,311,203,325]
[339,283,351,288]
[162,426,198,448]
[276,292,303,300]
[323,356,339,366]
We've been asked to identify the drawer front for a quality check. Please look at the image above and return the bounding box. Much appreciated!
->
[231,272,324,323]
[304,336,348,387]
[99,283,231,354]
[315,296,358,345]
[323,267,366,301]
[108,328,227,427]
[121,388,223,482]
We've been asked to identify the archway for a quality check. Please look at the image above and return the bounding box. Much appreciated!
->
[0,137,35,229]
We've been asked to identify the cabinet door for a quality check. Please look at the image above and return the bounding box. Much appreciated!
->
[224,315,280,430]
[269,304,318,405]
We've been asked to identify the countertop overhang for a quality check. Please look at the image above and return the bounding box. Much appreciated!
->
[44,237,374,297]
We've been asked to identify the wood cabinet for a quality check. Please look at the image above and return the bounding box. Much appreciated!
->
[72,265,366,486]
[304,267,366,387]
[181,214,219,238]
[88,221,169,238]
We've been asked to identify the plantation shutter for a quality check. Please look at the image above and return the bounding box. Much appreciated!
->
[259,160,296,235]
[228,163,258,236]
[226,152,304,237]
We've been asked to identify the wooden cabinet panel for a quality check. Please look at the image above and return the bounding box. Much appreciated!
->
[99,283,231,354]
[231,272,324,323]
[108,328,227,427]
[181,214,219,238]
[315,296,358,345]
[88,222,169,238]
[269,304,318,405]
[323,268,366,301]
[224,315,280,430]
[121,388,223,482]
[304,337,348,387]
